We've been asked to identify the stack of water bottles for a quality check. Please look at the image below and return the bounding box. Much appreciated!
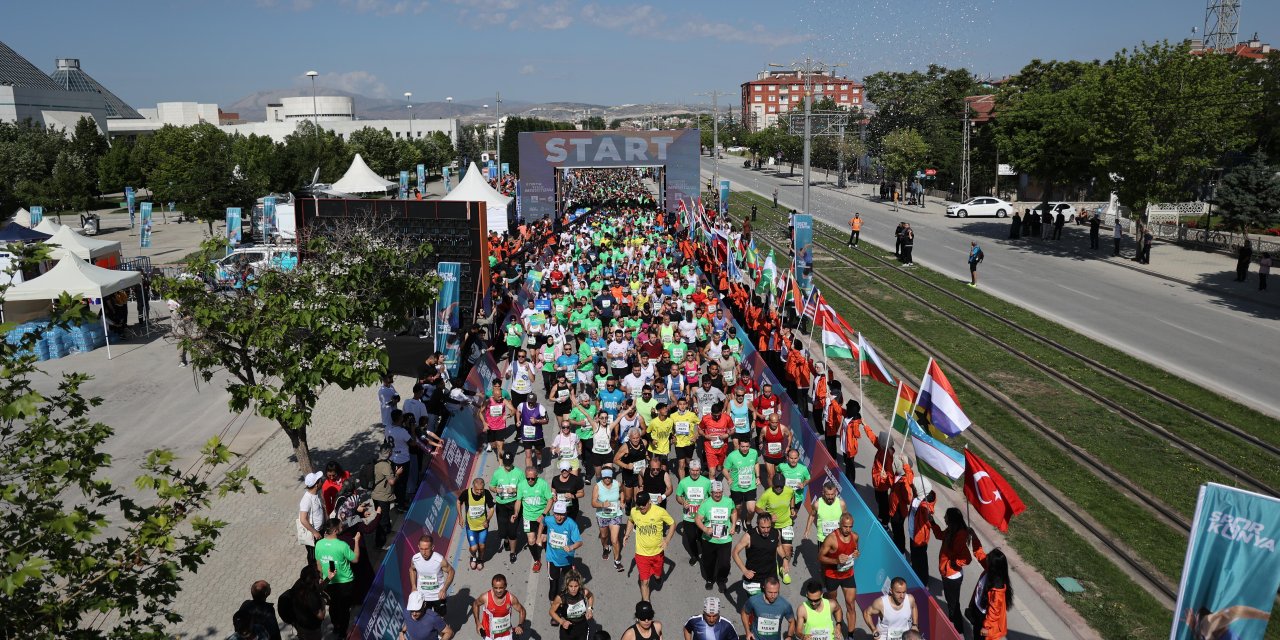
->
[2,318,107,360]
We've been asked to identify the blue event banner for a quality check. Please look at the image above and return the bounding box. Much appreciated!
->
[28,206,43,226]
[139,202,153,248]
[416,164,426,193]
[226,207,242,247]
[719,179,730,216]
[501,162,509,177]
[443,167,451,192]
[434,262,462,378]
[793,213,814,294]
[1171,483,1280,640]
[399,171,409,199]
[263,196,276,240]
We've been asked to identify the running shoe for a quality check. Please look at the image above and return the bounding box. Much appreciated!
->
[782,573,791,585]
[602,548,610,560]
[509,552,518,564]
[614,560,624,572]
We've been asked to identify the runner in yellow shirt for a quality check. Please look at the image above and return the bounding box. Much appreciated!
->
[669,397,700,478]
[646,402,676,463]
[623,493,675,602]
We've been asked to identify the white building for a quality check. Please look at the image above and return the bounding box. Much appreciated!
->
[0,42,108,135]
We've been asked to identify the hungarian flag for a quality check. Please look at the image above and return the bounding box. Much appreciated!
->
[819,309,857,359]
[857,333,896,387]
[963,449,1026,532]
[916,358,972,437]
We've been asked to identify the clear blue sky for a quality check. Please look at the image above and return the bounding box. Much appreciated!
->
[5,0,1276,109]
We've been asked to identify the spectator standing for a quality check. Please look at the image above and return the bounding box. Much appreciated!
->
[297,471,326,564]
[893,223,905,257]
[236,580,282,640]
[965,545,1013,640]
[900,224,915,267]
[847,213,862,247]
[1112,218,1125,257]
[1236,241,1254,281]
[1053,211,1065,240]
[968,242,984,287]
[1089,215,1101,249]
[315,519,360,637]
[1139,226,1153,264]
[1260,253,1271,291]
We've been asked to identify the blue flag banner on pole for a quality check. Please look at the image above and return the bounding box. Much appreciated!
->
[443,167,451,192]
[435,262,462,378]
[793,213,814,293]
[719,179,730,216]
[28,206,43,226]
[1170,483,1280,639]
[139,202,153,248]
[416,164,426,194]
[501,162,510,177]
[399,171,409,199]
[515,180,523,221]
[226,208,241,247]
[262,196,276,240]
[125,187,136,228]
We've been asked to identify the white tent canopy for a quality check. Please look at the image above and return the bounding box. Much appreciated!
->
[3,254,140,302]
[12,208,32,227]
[331,153,397,194]
[441,162,513,234]
[34,218,64,235]
[44,226,121,261]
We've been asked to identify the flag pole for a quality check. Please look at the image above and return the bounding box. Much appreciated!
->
[904,357,933,447]
[963,444,973,529]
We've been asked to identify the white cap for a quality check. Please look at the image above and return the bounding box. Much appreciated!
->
[703,596,721,614]
[710,480,724,492]
[553,502,569,515]
[559,460,572,471]
[407,591,426,611]
[688,459,702,469]
[304,471,324,488]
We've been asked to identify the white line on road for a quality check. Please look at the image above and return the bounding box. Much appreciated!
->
[1057,285,1101,301]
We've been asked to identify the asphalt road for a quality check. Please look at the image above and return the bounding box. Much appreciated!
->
[705,160,1280,420]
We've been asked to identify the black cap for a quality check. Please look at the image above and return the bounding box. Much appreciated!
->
[502,452,515,464]
[771,473,786,488]
[635,601,655,620]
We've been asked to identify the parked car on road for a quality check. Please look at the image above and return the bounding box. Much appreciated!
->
[1031,202,1080,224]
[946,197,1013,218]
[211,245,298,289]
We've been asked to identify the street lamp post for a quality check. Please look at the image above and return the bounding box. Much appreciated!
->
[695,90,728,219]
[405,92,414,140]
[494,91,503,180]
[306,70,320,170]
[769,58,842,218]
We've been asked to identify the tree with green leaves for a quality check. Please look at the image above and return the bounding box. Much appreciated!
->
[1214,152,1280,233]
[97,137,141,195]
[864,65,982,190]
[159,222,441,474]
[0,246,260,637]
[230,133,285,195]
[880,128,929,191]
[347,127,399,177]
[148,124,254,233]
[50,150,95,216]
[279,120,350,187]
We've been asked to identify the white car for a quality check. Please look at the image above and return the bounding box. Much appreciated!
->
[946,197,1013,218]
[1031,202,1079,223]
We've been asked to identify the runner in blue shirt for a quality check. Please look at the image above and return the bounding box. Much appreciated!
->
[741,577,794,640]
[539,502,583,601]
[598,379,626,420]
[685,597,739,640]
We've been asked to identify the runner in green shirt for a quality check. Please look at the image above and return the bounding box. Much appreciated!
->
[803,481,847,545]
[489,457,523,557]
[514,467,553,571]
[696,480,737,587]
[724,439,760,531]
[776,448,812,510]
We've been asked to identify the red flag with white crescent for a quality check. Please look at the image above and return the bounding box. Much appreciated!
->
[962,449,1026,532]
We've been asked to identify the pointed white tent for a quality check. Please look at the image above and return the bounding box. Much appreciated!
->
[3,254,141,302]
[44,225,121,262]
[13,207,32,227]
[35,218,65,235]
[331,153,397,194]
[441,162,513,234]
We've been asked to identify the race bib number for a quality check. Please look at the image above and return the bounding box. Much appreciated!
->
[675,422,691,436]
[490,405,504,417]
[649,492,664,504]
[523,425,537,439]
[513,378,532,393]
[489,614,512,635]
[558,390,570,401]
[781,526,795,542]
[592,441,611,455]
[523,520,532,533]
[686,486,705,502]
[566,601,587,619]
[418,574,441,595]
[566,370,578,383]
[737,467,754,486]
[632,461,645,473]
[743,581,761,596]
[611,358,627,369]
[810,628,830,640]
[469,505,486,519]
[785,477,801,489]
[766,442,782,455]
[885,632,904,640]
[744,393,754,405]
[710,507,730,523]
[821,521,838,538]
[710,438,724,449]
[560,446,577,460]
[757,616,780,634]
[549,531,568,549]
[838,557,855,572]
[499,485,516,499]
[733,417,748,429]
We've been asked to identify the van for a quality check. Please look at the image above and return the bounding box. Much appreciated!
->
[211,245,298,288]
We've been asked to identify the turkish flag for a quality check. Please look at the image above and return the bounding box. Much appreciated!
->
[963,449,1027,532]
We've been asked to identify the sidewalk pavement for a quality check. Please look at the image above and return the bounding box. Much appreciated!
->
[168,376,416,640]
[759,169,1278,310]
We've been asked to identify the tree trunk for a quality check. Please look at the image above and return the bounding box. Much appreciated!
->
[285,423,315,475]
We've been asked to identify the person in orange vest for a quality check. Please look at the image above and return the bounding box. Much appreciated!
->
[933,507,978,635]
[822,389,844,459]
[907,478,936,584]
[789,341,813,420]
[847,213,862,247]
[837,400,871,484]
[810,361,829,424]
[966,544,1011,640]
[867,428,895,528]
[887,453,915,553]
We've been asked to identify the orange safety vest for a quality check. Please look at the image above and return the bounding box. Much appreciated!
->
[850,217,862,231]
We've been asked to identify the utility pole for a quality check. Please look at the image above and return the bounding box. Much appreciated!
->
[961,108,971,202]
[695,89,729,216]
[836,121,847,188]
[770,58,843,217]
[494,91,503,178]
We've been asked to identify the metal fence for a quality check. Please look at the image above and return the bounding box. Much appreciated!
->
[1146,222,1280,255]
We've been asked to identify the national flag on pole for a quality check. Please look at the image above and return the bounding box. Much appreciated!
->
[727,242,744,283]
[916,358,972,437]
[799,287,819,321]
[890,381,917,433]
[963,449,1026,532]
[819,309,857,359]
[758,249,777,296]
[745,239,760,272]
[858,333,896,387]
[909,418,965,481]
[677,198,691,239]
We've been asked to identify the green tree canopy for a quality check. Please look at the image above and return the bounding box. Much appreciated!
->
[881,128,929,184]
[347,126,399,177]
[1215,152,1280,232]
[148,124,253,232]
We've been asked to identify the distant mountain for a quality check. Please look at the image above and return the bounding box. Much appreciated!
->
[224,88,711,124]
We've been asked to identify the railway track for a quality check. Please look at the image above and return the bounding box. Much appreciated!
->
[758,215,1278,500]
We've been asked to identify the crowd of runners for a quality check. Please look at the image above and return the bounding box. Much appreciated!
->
[562,168,657,209]
[293,169,1012,640]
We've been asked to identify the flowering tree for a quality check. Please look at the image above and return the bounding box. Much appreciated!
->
[160,221,441,474]
[1,245,260,636]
